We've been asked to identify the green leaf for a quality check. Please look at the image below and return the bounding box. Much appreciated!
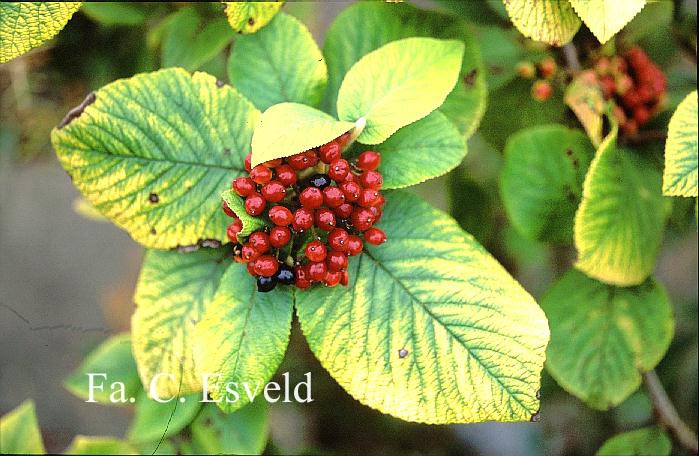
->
[189,402,269,455]
[569,0,646,44]
[127,390,201,444]
[663,90,698,197]
[51,68,259,249]
[221,189,268,240]
[63,436,137,455]
[542,269,674,410]
[132,248,232,397]
[564,70,606,147]
[296,190,549,424]
[336,37,464,145]
[80,2,146,26]
[64,333,140,405]
[500,125,595,243]
[475,26,524,91]
[574,128,666,286]
[228,12,327,110]
[323,2,486,138]
[368,111,466,189]
[596,427,672,456]
[161,7,235,72]
[193,265,293,413]
[223,1,284,34]
[0,2,82,63]
[0,400,45,454]
[250,102,354,167]
[503,0,581,46]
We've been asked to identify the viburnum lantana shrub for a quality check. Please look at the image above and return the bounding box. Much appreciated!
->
[49,1,549,426]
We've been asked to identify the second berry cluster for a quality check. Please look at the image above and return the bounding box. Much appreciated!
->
[222,134,387,292]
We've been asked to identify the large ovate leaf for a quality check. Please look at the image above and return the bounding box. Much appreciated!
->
[193,265,293,413]
[296,190,549,424]
[0,2,81,63]
[250,102,354,167]
[64,333,141,404]
[188,402,269,455]
[569,0,646,44]
[542,269,674,410]
[370,111,466,189]
[663,90,698,197]
[336,37,464,144]
[127,390,201,444]
[574,128,666,286]
[0,400,45,454]
[565,70,606,147]
[500,125,594,243]
[223,1,284,34]
[64,436,137,455]
[228,12,327,110]
[503,0,581,46]
[132,248,232,397]
[323,2,486,138]
[80,2,146,27]
[221,189,268,240]
[51,68,259,249]
[596,427,672,456]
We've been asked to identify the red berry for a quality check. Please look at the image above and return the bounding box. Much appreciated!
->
[247,260,257,275]
[232,177,255,197]
[222,200,236,218]
[358,188,380,207]
[288,152,312,171]
[326,250,348,272]
[299,187,324,209]
[357,151,381,171]
[633,106,651,125]
[294,266,311,289]
[315,208,336,231]
[599,76,616,99]
[359,170,383,190]
[339,181,361,202]
[245,193,266,216]
[244,153,252,172]
[328,228,349,252]
[254,255,279,277]
[248,231,270,253]
[340,270,349,287]
[269,226,291,248]
[308,261,327,282]
[319,141,341,163]
[269,205,293,226]
[263,158,283,168]
[293,208,314,232]
[351,207,374,231]
[347,235,363,256]
[275,164,297,186]
[304,150,319,168]
[337,132,351,147]
[364,227,387,245]
[324,270,342,287]
[323,186,346,208]
[328,158,350,182]
[538,57,557,79]
[531,80,552,102]
[226,221,242,243]
[334,202,353,220]
[622,90,641,108]
[369,205,383,223]
[250,165,272,185]
[261,180,286,203]
[305,240,327,262]
[241,243,260,262]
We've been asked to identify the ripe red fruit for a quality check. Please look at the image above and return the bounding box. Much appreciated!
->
[275,164,297,186]
[358,188,380,207]
[304,150,319,168]
[340,270,349,287]
[308,261,327,282]
[244,153,252,172]
[351,207,375,231]
[247,260,257,275]
[364,227,387,245]
[269,226,291,248]
[337,132,351,147]
[269,205,293,226]
[293,208,314,231]
[232,177,255,197]
[369,205,383,223]
[245,193,266,216]
[263,158,282,168]
[319,141,341,163]
[633,106,651,124]
[531,80,552,102]
[328,158,350,182]
[261,180,286,203]
[226,221,242,243]
[538,57,557,79]
[248,231,270,253]
[359,170,383,190]
[315,208,336,231]
[299,187,323,209]
[324,270,342,287]
[294,266,311,289]
[305,240,327,262]
[328,228,349,252]
[241,243,261,262]
[222,200,236,218]
[323,186,346,208]
[254,255,279,277]
[250,165,272,185]
[326,250,348,272]
[288,152,312,170]
[339,181,361,202]
[346,235,363,256]
[357,151,381,171]
[334,202,353,220]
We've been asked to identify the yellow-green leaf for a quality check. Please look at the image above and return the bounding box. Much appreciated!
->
[337,37,465,145]
[565,70,606,147]
[127,390,201,444]
[596,427,672,456]
[51,68,259,249]
[296,190,549,424]
[250,102,354,167]
[0,400,45,454]
[503,0,581,46]
[223,1,283,34]
[663,90,698,197]
[569,0,646,44]
[63,436,137,455]
[0,2,81,63]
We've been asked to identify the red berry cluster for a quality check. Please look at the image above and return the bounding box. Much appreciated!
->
[516,57,558,102]
[593,47,667,136]
[222,134,387,292]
